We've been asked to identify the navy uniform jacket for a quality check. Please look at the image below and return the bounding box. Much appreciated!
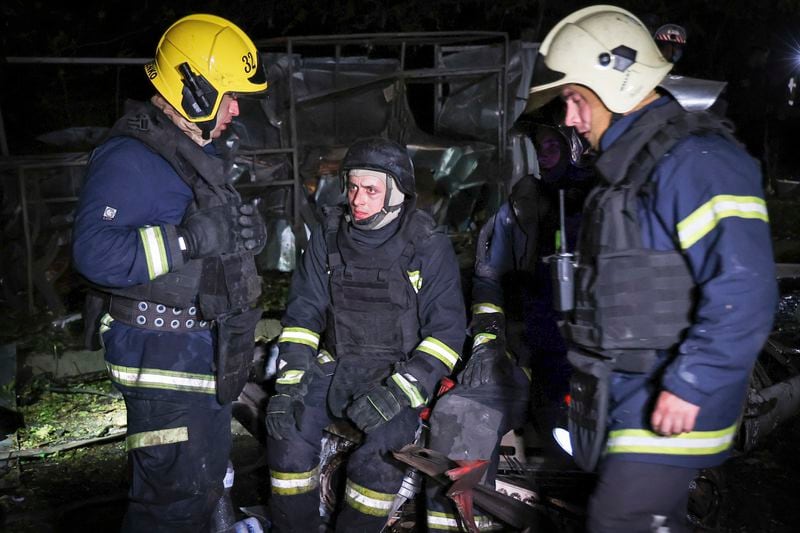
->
[601,98,778,468]
[72,136,219,406]
[277,211,466,399]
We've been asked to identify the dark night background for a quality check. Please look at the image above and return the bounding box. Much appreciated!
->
[4,0,800,172]
[3,2,800,531]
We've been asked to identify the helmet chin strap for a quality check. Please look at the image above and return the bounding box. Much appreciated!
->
[352,204,403,230]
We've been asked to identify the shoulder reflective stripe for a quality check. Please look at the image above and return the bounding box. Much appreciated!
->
[391,373,426,407]
[606,422,737,455]
[344,479,394,517]
[417,337,460,371]
[99,313,114,335]
[138,226,169,280]
[471,303,504,315]
[276,369,305,385]
[407,270,422,293]
[270,466,320,495]
[427,511,501,531]
[317,349,335,364]
[473,332,496,348]
[278,327,320,349]
[677,195,768,250]
[106,362,216,394]
[126,426,188,451]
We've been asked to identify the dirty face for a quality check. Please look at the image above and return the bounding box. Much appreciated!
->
[209,94,239,139]
[561,84,612,150]
[347,170,387,221]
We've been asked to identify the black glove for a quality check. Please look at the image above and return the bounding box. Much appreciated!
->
[266,394,299,440]
[236,202,267,255]
[179,202,267,259]
[347,382,406,433]
[346,369,429,433]
[266,353,322,440]
[457,336,516,388]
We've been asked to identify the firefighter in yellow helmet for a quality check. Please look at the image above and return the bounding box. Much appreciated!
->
[528,5,776,532]
[72,14,268,532]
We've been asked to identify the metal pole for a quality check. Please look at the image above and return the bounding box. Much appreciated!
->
[18,168,34,313]
[0,103,9,157]
[287,40,302,237]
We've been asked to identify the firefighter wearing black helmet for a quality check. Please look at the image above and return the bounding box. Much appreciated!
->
[265,137,465,531]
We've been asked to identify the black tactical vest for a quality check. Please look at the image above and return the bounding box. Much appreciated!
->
[566,100,738,368]
[323,207,436,359]
[322,207,436,416]
[99,102,261,318]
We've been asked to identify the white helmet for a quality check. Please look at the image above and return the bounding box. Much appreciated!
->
[528,5,673,114]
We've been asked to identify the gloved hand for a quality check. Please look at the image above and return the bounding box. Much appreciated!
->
[236,202,267,254]
[266,393,300,440]
[266,353,322,440]
[179,202,267,259]
[347,369,429,433]
[347,377,414,434]
[457,335,516,388]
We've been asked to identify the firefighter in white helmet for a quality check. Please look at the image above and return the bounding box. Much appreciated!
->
[528,5,776,532]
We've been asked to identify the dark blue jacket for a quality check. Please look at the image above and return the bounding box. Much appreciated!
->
[73,136,218,405]
[277,210,466,402]
[601,98,778,468]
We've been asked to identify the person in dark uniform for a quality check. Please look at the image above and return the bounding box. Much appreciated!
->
[72,14,268,532]
[425,123,594,532]
[264,137,466,532]
[527,5,777,532]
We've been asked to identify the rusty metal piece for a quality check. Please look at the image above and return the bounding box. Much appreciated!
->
[392,445,542,530]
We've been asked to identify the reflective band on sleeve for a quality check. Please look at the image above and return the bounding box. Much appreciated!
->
[138,226,169,280]
[677,195,768,250]
[390,373,426,407]
[427,510,502,531]
[278,327,320,349]
[276,369,305,386]
[472,332,496,348]
[317,349,335,364]
[606,422,738,455]
[521,366,532,382]
[344,479,394,517]
[407,270,422,293]
[270,466,320,496]
[471,303,504,315]
[417,337,460,371]
[126,426,188,451]
[106,362,216,394]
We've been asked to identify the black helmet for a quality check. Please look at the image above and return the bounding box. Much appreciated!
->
[341,137,416,197]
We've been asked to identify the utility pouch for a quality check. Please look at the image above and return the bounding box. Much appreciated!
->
[83,289,109,350]
[566,348,613,472]
[214,307,263,404]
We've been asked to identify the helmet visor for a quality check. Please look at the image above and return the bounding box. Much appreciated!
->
[526,52,568,113]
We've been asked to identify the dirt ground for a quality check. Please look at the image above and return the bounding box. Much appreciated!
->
[1,385,799,532]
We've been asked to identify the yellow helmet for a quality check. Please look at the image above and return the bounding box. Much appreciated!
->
[144,13,267,123]
[528,5,672,114]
